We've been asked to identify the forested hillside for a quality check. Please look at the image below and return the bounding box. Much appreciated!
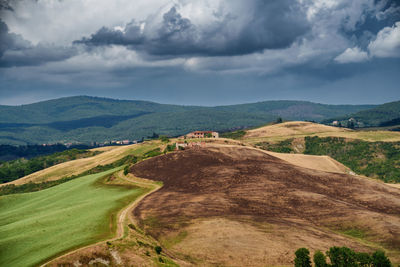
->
[325,100,400,127]
[0,96,374,145]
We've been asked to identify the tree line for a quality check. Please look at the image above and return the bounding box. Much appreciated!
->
[294,247,392,267]
[0,149,100,183]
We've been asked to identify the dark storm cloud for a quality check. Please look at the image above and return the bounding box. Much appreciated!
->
[338,0,400,49]
[0,20,30,56]
[0,0,13,11]
[0,19,77,67]
[75,0,310,57]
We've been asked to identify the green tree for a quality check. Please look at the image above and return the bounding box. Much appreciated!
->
[159,135,170,143]
[276,117,283,124]
[294,248,312,267]
[327,246,358,267]
[355,252,372,267]
[314,250,327,267]
[371,250,391,267]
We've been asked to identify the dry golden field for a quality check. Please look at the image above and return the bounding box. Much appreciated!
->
[243,121,400,143]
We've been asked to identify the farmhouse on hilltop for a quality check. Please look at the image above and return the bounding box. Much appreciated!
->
[186,131,219,139]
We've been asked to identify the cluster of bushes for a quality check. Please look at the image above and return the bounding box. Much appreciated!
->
[304,137,400,183]
[294,247,392,267]
[256,139,294,153]
[0,149,101,183]
[143,148,162,158]
[159,135,170,143]
[164,144,176,153]
[220,130,246,139]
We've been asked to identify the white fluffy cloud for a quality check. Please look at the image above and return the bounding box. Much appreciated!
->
[334,47,369,63]
[368,21,400,58]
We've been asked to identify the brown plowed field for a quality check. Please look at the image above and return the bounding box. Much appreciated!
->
[132,146,400,266]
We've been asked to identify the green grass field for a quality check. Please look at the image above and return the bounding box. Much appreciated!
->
[0,167,147,267]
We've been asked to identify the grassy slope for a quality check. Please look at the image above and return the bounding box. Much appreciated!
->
[0,167,147,267]
[4,141,160,186]
[0,96,374,145]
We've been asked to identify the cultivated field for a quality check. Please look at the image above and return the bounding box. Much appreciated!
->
[2,141,160,186]
[243,121,400,143]
[132,145,400,266]
[43,170,185,267]
[2,129,400,267]
[264,150,352,174]
[0,168,147,267]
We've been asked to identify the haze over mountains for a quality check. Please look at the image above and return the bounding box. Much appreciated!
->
[0,96,378,145]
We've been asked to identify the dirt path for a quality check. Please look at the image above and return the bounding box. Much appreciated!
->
[41,170,162,267]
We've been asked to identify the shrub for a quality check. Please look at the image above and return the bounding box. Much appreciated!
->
[155,246,162,255]
[159,135,170,143]
[144,148,162,158]
[164,144,176,154]
[220,130,246,139]
[123,165,129,175]
[294,248,311,267]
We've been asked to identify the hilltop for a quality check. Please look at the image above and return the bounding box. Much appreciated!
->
[0,96,374,145]
[131,145,400,266]
[242,121,400,143]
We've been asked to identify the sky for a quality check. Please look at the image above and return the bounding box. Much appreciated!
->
[0,0,399,106]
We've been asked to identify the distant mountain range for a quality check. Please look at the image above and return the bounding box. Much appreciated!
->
[0,96,377,145]
[324,100,400,128]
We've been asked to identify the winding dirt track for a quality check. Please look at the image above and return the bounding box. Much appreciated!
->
[41,170,161,267]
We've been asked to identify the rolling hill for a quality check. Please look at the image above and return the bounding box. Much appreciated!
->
[0,96,374,145]
[130,145,400,266]
[324,100,400,127]
[241,121,400,183]
[0,167,147,267]
[2,138,399,266]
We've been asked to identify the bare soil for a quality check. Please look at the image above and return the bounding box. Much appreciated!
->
[132,145,400,266]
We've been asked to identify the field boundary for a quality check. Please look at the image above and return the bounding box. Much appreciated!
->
[41,169,162,267]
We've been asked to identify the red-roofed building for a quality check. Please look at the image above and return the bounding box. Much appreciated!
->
[186,131,219,139]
